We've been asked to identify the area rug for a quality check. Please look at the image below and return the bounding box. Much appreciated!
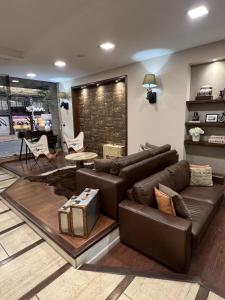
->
[26,166,77,199]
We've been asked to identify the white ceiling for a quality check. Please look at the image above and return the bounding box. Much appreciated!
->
[0,0,225,82]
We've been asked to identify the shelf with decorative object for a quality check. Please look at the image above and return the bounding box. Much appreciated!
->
[186,99,225,106]
[185,122,225,128]
[184,140,225,148]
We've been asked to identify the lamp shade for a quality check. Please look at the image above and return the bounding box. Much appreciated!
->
[59,92,69,99]
[143,74,157,88]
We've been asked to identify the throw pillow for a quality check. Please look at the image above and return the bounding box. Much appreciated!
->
[189,164,213,186]
[94,159,114,173]
[154,187,176,216]
[159,184,192,220]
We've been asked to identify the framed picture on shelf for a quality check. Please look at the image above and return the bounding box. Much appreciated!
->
[205,114,218,123]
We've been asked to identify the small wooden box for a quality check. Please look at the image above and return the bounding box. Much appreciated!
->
[103,144,124,159]
[70,189,100,238]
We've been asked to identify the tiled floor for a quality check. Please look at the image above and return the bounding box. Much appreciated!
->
[0,210,23,232]
[119,277,199,300]
[0,166,224,300]
[0,223,41,255]
[37,268,124,300]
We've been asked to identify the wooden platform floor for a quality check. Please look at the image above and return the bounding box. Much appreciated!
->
[2,178,117,260]
[90,202,225,298]
[1,153,70,177]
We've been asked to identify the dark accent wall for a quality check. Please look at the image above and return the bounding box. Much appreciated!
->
[73,79,127,157]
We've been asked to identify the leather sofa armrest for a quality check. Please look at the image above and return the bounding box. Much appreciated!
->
[119,200,192,272]
[213,173,225,185]
[76,168,127,219]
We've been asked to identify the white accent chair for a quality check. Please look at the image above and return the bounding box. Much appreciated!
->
[64,132,84,153]
[24,135,57,169]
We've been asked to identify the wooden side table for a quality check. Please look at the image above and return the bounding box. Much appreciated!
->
[65,152,98,168]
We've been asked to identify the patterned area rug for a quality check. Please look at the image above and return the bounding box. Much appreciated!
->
[26,166,77,199]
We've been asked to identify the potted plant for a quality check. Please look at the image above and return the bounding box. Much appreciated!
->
[189,127,204,142]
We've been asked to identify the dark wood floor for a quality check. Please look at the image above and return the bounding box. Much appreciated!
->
[94,202,225,298]
[1,153,70,177]
[2,178,117,259]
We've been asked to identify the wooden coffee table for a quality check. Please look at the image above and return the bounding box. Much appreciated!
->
[65,152,98,168]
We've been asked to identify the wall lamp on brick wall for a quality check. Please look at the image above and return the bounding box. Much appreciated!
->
[143,74,157,104]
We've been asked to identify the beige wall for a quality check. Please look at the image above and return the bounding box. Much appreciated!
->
[59,40,225,161]
[191,61,225,100]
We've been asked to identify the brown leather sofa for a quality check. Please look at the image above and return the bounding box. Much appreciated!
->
[76,144,178,219]
[119,160,225,272]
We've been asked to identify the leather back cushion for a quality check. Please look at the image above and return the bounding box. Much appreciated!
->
[167,160,190,192]
[94,158,114,173]
[119,150,178,186]
[132,160,190,207]
[110,144,171,176]
[132,169,176,207]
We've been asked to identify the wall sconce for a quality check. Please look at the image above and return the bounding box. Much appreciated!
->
[143,74,157,104]
[60,101,69,110]
[59,92,70,110]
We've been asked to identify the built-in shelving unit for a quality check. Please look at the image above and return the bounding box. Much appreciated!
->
[185,122,225,128]
[185,99,225,149]
[186,61,225,174]
[186,99,225,106]
[184,140,225,148]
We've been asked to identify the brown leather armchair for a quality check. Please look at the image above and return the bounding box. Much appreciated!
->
[119,200,192,272]
[119,160,225,272]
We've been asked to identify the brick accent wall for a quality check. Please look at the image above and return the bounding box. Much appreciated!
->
[75,81,127,157]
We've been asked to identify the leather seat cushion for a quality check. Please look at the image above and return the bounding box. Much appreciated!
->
[181,184,224,206]
[183,198,214,246]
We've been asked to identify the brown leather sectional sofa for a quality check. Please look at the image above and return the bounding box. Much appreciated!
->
[119,160,225,272]
[76,144,178,219]
[76,146,224,272]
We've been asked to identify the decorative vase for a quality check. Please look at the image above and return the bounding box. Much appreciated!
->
[45,120,51,132]
[192,135,200,142]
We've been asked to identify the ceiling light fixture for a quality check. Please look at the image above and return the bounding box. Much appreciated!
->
[100,42,115,50]
[54,60,66,68]
[26,73,37,78]
[12,80,19,83]
[188,6,209,19]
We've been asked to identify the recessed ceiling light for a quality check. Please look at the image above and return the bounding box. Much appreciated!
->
[12,80,19,83]
[188,6,209,19]
[26,73,36,78]
[100,42,115,50]
[54,60,66,68]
